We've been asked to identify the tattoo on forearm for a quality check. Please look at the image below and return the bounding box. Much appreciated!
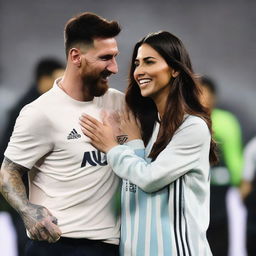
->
[0,157,29,213]
[3,157,28,174]
[117,135,128,144]
[0,158,55,233]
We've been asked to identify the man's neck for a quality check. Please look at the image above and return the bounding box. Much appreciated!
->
[59,72,93,102]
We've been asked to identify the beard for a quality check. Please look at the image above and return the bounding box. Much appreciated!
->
[82,69,110,98]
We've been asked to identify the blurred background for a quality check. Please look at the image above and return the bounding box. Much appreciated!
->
[0,0,255,255]
[1,0,256,142]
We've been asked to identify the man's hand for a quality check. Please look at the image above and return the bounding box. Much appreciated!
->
[21,203,62,243]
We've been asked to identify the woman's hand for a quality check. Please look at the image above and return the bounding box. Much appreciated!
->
[79,114,118,153]
[119,110,142,142]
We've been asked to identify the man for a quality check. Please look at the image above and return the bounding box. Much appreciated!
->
[199,76,243,256]
[0,12,123,256]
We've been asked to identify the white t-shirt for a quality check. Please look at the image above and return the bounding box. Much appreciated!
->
[5,78,124,244]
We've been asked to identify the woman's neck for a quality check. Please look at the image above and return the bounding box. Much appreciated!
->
[154,94,168,120]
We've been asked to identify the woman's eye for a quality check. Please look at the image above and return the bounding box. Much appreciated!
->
[134,60,155,67]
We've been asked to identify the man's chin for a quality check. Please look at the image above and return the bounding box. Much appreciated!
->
[93,84,109,97]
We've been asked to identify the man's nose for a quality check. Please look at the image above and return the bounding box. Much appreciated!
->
[107,58,118,74]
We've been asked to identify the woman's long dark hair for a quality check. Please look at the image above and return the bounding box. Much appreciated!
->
[126,31,218,164]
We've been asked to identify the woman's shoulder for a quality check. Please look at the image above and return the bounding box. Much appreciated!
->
[168,114,210,148]
[183,114,208,128]
[176,114,209,140]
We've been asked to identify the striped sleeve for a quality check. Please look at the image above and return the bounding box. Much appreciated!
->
[125,139,145,159]
[107,120,210,193]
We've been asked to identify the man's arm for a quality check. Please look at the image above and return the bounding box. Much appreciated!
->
[0,157,61,243]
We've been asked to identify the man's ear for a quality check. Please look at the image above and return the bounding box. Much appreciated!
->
[69,48,82,67]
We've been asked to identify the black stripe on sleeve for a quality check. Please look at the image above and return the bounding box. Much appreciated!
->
[179,178,186,255]
[174,180,180,256]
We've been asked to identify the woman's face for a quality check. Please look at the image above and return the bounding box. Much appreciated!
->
[133,43,174,100]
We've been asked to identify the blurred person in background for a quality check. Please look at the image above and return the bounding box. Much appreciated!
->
[199,76,244,256]
[240,137,256,256]
[0,57,64,256]
[0,57,64,164]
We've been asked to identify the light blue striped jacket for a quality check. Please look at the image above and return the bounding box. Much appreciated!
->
[107,115,213,256]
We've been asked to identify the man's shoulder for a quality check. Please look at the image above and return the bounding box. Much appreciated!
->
[212,108,238,123]
[25,87,55,108]
[95,88,124,110]
[212,108,241,134]
[103,88,124,98]
[19,88,56,118]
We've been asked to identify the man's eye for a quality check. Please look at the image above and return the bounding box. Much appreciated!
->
[100,56,112,61]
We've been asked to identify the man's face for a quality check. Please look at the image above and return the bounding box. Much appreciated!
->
[80,38,119,97]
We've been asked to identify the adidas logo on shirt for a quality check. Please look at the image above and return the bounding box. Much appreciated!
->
[67,129,81,140]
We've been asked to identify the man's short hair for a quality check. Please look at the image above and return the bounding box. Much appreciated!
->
[64,12,121,57]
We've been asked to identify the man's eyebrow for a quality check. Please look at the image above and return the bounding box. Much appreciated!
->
[99,52,119,58]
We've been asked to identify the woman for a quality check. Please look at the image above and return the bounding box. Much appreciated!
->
[80,31,217,256]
